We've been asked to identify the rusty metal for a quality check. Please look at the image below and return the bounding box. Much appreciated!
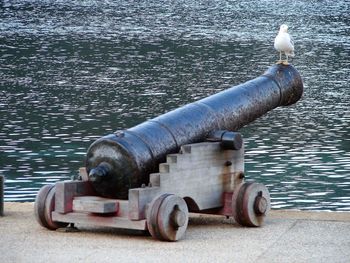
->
[0,175,4,216]
[86,64,303,199]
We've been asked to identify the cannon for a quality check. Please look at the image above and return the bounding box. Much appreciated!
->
[34,64,303,241]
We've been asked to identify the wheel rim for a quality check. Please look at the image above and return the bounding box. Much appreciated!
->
[34,184,68,230]
[147,193,170,240]
[232,182,270,227]
[34,184,55,229]
[147,194,189,241]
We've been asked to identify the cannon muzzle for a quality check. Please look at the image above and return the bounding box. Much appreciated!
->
[86,64,303,199]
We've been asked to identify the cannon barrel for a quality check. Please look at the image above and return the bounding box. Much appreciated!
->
[86,64,303,199]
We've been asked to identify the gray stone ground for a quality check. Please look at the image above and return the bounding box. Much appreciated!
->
[1,203,349,263]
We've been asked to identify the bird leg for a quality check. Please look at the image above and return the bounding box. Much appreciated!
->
[276,52,283,64]
[283,54,289,65]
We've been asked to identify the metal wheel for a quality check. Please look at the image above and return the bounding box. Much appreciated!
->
[34,184,68,230]
[232,182,270,227]
[147,194,189,241]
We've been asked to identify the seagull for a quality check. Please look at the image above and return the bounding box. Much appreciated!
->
[274,24,294,65]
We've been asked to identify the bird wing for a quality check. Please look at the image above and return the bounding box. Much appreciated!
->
[289,34,294,48]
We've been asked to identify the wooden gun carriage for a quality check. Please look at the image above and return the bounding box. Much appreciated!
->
[35,64,303,241]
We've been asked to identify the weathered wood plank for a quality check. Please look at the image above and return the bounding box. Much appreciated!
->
[128,187,160,220]
[160,142,243,209]
[130,141,244,213]
[52,211,147,230]
[78,167,89,181]
[73,196,119,214]
[55,181,95,214]
[149,173,160,187]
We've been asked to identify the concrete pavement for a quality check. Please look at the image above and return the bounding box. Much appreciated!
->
[0,203,349,263]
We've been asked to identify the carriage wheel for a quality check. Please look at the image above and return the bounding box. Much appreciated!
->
[232,182,270,227]
[34,184,68,230]
[147,194,189,241]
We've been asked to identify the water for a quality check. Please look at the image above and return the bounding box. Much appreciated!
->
[0,0,349,210]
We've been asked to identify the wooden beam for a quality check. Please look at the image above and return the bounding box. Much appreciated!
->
[128,187,160,220]
[55,181,95,214]
[52,212,147,231]
[73,196,119,214]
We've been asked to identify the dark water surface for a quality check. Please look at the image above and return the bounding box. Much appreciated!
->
[1,0,349,210]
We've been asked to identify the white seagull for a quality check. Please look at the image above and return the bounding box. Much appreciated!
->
[274,24,294,64]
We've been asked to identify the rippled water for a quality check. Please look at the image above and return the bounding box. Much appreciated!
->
[0,0,349,210]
